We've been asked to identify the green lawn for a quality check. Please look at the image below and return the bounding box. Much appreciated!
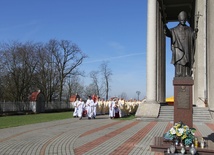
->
[118,114,135,120]
[0,112,135,129]
[0,112,73,129]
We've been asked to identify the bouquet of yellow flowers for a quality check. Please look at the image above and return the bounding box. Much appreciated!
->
[163,121,196,146]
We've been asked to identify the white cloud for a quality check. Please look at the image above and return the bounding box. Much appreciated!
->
[108,41,125,51]
[83,52,145,64]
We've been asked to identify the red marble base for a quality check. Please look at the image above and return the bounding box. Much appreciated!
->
[173,77,194,128]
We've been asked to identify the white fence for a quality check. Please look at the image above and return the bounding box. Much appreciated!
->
[0,101,71,114]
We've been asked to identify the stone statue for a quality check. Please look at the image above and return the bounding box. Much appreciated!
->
[164,11,198,77]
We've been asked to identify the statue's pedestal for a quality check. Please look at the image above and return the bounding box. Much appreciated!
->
[173,77,194,128]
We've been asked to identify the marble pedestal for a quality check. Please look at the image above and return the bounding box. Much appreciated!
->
[173,77,194,128]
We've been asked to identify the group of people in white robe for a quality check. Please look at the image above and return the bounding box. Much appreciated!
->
[72,95,140,120]
[72,96,98,120]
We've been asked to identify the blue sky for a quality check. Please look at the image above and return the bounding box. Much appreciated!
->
[0,0,175,99]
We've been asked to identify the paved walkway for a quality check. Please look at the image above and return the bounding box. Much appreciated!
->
[0,115,214,155]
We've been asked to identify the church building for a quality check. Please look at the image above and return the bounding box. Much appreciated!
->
[136,0,214,119]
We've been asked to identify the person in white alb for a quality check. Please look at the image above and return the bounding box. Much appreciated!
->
[77,98,85,120]
[73,98,79,118]
[114,98,119,118]
[109,98,115,119]
[86,96,94,119]
[118,98,125,117]
[92,97,98,119]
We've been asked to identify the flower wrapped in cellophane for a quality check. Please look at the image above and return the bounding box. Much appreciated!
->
[163,121,196,146]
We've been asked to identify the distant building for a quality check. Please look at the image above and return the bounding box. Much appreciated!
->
[29,90,45,113]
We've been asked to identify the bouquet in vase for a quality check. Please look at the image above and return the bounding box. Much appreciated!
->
[163,121,196,146]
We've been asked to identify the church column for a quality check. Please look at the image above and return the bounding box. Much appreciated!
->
[194,0,207,107]
[135,0,160,118]
[157,2,161,102]
[146,0,157,103]
[207,0,214,113]
[157,4,166,103]
[160,17,166,103]
[162,19,166,102]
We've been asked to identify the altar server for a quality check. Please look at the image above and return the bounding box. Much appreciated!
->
[73,98,79,117]
[86,96,94,119]
[109,98,115,119]
[77,98,85,120]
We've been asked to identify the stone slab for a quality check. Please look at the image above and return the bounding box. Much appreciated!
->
[135,102,160,118]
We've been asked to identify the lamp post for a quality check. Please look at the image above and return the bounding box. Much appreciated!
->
[136,91,141,101]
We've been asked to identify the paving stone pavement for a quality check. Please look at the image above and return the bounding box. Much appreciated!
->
[0,115,214,155]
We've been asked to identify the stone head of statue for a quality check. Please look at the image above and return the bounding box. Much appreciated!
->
[178,11,187,25]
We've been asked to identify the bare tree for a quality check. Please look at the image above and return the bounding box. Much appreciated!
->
[66,75,84,100]
[84,83,97,98]
[89,70,101,97]
[0,41,38,101]
[0,39,87,103]
[0,47,6,100]
[100,61,112,100]
[33,43,60,102]
[48,39,87,101]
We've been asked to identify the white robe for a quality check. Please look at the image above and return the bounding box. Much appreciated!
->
[77,101,85,118]
[109,101,115,118]
[73,101,78,117]
[92,101,98,118]
[86,99,94,118]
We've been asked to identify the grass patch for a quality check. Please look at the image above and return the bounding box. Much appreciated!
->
[0,112,73,129]
[118,114,135,120]
[0,112,135,129]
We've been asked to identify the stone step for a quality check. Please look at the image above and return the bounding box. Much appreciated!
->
[193,107,211,122]
[157,106,212,122]
[137,106,213,122]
